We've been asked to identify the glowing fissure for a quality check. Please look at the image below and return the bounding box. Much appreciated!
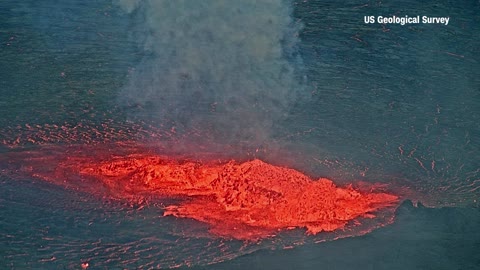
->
[1,122,400,241]
[39,151,399,240]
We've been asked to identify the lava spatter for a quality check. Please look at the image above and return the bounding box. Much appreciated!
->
[44,152,399,240]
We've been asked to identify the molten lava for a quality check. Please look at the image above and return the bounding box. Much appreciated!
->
[1,121,399,240]
[40,152,399,240]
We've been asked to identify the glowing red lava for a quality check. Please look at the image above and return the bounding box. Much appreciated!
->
[0,122,399,240]
[29,149,398,240]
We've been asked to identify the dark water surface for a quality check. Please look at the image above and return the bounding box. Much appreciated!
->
[1,0,479,269]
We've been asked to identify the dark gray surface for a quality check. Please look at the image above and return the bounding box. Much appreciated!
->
[193,201,480,270]
[1,0,479,269]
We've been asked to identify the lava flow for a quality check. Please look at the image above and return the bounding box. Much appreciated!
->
[23,145,399,240]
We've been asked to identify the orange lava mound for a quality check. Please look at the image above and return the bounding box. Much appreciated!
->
[73,154,398,240]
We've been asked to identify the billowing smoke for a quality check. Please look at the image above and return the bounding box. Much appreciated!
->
[116,0,304,152]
